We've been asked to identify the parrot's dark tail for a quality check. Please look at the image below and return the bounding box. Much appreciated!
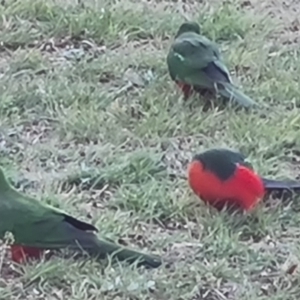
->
[60,222,162,268]
[92,237,162,268]
[262,177,300,192]
[220,83,258,108]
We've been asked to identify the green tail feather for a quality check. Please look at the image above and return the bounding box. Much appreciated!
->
[59,224,163,268]
[92,237,162,268]
[219,83,258,108]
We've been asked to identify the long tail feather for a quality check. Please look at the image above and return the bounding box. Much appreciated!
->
[52,223,162,268]
[262,177,300,192]
[92,236,162,268]
[219,83,258,108]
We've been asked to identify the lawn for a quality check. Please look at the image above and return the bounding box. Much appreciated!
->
[1,0,300,299]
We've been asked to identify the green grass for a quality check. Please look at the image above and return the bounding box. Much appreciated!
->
[1,0,300,299]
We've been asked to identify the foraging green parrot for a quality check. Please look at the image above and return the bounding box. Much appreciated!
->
[188,148,300,211]
[167,22,257,108]
[0,168,161,268]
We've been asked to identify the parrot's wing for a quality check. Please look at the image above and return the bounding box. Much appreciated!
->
[224,149,255,170]
[239,159,254,170]
[227,150,254,170]
[169,33,232,87]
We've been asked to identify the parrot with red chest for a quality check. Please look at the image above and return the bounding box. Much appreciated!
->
[166,22,258,108]
[0,168,162,268]
[187,148,300,211]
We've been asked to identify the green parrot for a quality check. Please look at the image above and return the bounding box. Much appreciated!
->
[0,167,162,268]
[166,21,258,108]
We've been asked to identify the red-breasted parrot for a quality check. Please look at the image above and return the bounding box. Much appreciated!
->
[0,168,161,268]
[188,148,300,211]
[167,22,258,108]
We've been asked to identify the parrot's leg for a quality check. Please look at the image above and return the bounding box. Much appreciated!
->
[11,245,44,263]
[194,86,214,98]
[196,88,217,111]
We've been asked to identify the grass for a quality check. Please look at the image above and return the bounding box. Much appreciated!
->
[1,0,300,299]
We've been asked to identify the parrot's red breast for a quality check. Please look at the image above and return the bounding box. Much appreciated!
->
[11,245,44,263]
[187,160,265,211]
[176,81,193,99]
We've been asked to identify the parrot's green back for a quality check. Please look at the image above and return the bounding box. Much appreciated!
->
[0,168,162,268]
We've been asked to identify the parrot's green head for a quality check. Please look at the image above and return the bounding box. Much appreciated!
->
[175,22,200,38]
